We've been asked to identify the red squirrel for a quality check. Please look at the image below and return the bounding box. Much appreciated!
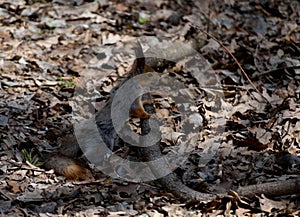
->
[44,43,154,180]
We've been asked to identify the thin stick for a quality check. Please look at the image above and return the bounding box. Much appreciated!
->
[191,24,269,104]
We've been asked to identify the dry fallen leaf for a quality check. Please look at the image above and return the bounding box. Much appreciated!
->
[259,194,288,213]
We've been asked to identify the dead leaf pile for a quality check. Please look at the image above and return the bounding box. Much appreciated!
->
[0,0,299,216]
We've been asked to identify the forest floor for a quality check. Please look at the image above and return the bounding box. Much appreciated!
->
[0,0,300,216]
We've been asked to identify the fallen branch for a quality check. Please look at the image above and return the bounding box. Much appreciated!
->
[236,178,300,199]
